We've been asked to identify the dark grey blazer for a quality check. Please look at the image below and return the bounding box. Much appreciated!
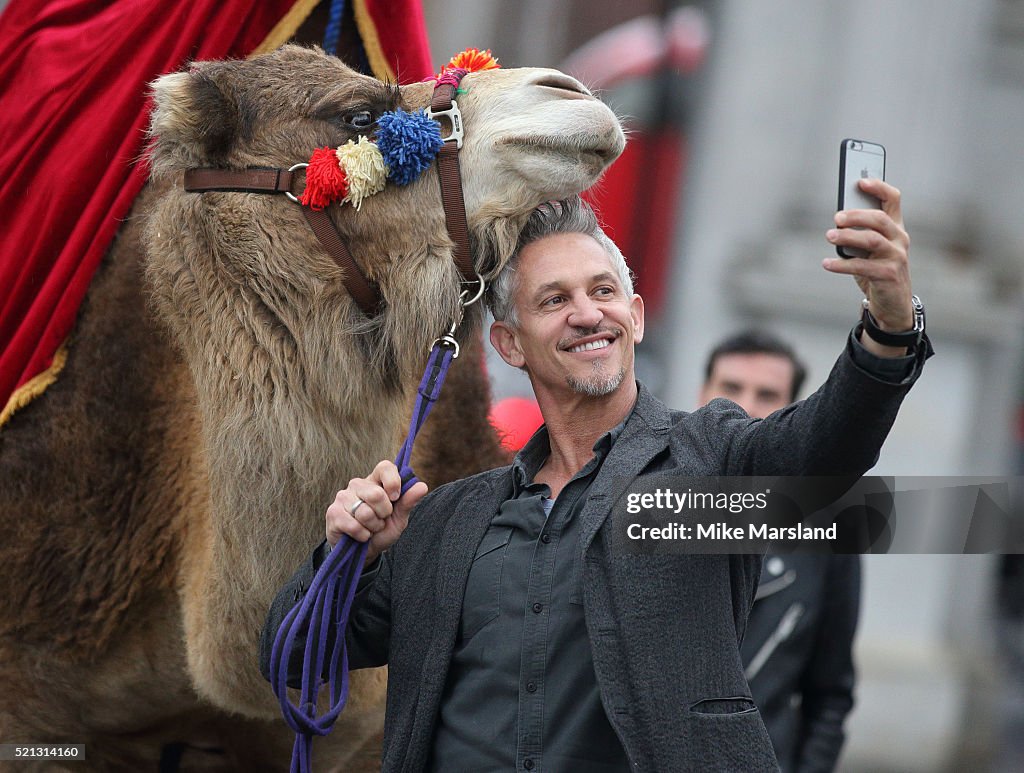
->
[262,339,926,772]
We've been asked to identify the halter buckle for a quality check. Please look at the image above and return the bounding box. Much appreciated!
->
[426,101,464,149]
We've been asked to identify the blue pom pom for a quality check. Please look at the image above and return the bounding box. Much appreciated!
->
[376,109,444,186]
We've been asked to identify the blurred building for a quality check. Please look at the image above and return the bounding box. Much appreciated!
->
[426,1,1024,770]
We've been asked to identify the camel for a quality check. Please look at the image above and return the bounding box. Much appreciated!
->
[0,45,624,770]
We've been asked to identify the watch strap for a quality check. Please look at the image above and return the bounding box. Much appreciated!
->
[860,295,925,348]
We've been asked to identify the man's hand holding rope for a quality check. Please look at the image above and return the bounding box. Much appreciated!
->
[326,460,429,563]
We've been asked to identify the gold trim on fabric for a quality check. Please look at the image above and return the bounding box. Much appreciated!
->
[250,0,322,57]
[353,0,397,81]
[0,343,69,429]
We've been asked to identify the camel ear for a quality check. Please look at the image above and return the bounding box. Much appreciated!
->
[147,66,239,175]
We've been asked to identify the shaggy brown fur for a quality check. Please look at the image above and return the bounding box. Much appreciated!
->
[0,45,623,769]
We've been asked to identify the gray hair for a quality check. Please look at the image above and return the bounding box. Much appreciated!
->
[487,198,635,328]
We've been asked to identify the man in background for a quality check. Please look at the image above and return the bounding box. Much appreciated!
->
[701,331,861,773]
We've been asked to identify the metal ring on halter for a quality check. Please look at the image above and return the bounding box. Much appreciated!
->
[284,162,310,204]
[427,275,484,357]
[459,274,486,307]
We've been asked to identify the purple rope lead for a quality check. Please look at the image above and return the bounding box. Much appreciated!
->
[269,342,457,773]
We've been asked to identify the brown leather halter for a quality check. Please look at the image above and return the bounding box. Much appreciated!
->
[182,71,477,319]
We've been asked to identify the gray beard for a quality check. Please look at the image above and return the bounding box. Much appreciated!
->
[566,365,626,397]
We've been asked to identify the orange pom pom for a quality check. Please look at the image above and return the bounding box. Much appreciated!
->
[442,48,500,75]
[301,146,349,210]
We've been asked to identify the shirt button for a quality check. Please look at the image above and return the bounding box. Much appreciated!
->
[526,681,537,693]
[540,533,551,544]
[532,602,543,614]
[524,760,535,770]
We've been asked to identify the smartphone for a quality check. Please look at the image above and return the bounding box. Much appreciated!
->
[836,138,886,258]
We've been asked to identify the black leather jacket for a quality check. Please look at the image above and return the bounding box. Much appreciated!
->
[740,554,861,773]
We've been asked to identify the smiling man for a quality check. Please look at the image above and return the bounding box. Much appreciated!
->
[262,190,932,772]
[491,229,639,400]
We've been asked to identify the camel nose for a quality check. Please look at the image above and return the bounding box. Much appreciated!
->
[532,72,593,100]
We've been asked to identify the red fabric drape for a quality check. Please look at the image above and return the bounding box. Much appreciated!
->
[0,0,435,414]
[0,0,298,409]
[362,0,433,82]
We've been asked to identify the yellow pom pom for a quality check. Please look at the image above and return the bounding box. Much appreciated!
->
[336,137,388,210]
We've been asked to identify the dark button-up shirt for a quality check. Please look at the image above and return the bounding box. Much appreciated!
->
[429,419,631,772]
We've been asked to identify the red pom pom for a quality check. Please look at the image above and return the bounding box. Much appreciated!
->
[301,147,349,210]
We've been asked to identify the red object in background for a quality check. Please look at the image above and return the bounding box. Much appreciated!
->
[0,0,434,418]
[361,0,433,81]
[582,132,685,315]
[490,396,545,452]
[567,7,709,320]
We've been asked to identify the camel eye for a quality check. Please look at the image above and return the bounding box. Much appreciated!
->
[344,111,375,130]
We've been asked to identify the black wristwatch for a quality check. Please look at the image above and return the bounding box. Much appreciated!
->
[860,295,925,349]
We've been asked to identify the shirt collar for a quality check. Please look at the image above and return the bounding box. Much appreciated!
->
[510,393,637,494]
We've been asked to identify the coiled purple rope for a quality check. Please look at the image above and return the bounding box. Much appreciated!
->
[269,341,457,772]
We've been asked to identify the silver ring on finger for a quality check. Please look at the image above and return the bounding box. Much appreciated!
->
[348,497,364,516]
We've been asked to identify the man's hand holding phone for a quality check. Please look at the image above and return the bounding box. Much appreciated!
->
[824,176,915,357]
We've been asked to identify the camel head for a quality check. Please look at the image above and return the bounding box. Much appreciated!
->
[145,45,624,398]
